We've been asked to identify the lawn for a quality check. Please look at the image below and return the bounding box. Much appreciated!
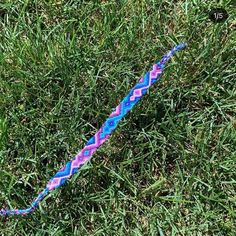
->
[0,0,235,235]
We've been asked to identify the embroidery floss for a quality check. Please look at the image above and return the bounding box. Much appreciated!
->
[0,43,186,215]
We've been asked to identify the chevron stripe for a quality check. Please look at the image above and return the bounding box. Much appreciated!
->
[110,104,122,118]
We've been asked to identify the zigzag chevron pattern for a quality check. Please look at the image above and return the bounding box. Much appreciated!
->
[0,43,186,215]
[46,63,166,190]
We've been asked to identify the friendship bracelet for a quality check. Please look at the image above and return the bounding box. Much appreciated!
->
[0,43,186,215]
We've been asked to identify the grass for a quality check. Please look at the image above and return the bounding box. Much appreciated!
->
[0,0,235,235]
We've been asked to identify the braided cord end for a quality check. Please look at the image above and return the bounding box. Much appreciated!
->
[0,188,49,216]
[159,43,187,66]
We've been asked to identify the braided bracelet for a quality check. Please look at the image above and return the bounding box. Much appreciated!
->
[0,43,186,215]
